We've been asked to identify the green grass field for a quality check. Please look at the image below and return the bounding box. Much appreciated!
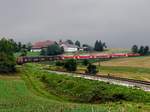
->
[95,56,150,81]
[15,51,40,57]
[0,64,150,112]
[0,78,67,112]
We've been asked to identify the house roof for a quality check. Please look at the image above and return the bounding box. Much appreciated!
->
[59,40,78,48]
[32,40,55,49]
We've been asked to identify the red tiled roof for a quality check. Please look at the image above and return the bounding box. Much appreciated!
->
[32,40,55,49]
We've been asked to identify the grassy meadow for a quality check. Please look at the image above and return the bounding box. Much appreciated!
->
[0,64,150,112]
[15,51,40,57]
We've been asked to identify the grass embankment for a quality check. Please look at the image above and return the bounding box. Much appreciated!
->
[38,72,150,103]
[24,64,150,106]
[0,76,72,112]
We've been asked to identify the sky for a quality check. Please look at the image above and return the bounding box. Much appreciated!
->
[0,0,150,48]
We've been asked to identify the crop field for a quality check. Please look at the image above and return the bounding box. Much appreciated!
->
[0,64,150,112]
[101,48,130,54]
[100,56,150,68]
[64,48,130,55]
[96,56,150,81]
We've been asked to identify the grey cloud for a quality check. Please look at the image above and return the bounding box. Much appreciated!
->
[0,0,150,48]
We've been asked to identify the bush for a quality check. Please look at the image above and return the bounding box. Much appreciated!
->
[64,59,77,72]
[86,64,98,75]
[82,59,90,66]
[112,93,127,101]
[55,61,64,66]
[40,48,47,56]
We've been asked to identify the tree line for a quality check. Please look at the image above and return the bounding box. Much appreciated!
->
[40,40,107,56]
[131,45,149,55]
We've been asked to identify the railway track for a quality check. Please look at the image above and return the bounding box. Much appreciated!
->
[95,75,150,86]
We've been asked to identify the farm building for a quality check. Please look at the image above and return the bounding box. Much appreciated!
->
[59,40,79,52]
[31,40,55,52]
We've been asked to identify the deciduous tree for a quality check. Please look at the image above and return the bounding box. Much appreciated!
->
[0,38,16,73]
[75,40,81,47]
[131,45,138,53]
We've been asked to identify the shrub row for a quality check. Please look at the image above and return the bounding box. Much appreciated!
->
[38,73,150,103]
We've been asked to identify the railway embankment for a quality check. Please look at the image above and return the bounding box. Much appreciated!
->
[47,70,150,92]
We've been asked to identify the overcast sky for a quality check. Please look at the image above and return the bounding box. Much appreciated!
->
[0,0,150,48]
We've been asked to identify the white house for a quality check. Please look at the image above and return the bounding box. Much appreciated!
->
[59,41,79,52]
[61,44,78,52]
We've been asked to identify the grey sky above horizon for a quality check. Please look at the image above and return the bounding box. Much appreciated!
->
[0,0,150,48]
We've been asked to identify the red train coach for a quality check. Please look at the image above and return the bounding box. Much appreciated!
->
[17,53,141,64]
[111,53,127,58]
[127,53,141,57]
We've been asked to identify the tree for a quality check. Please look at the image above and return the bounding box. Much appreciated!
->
[47,43,63,56]
[75,40,81,47]
[102,42,107,49]
[0,38,16,73]
[131,45,138,53]
[17,42,22,52]
[94,40,99,51]
[22,44,26,49]
[144,46,149,55]
[98,40,103,51]
[9,39,18,52]
[64,59,77,72]
[40,48,47,56]
[138,46,144,55]
[86,64,98,75]
[83,44,93,51]
[61,46,64,54]
[94,40,106,52]
[20,49,27,56]
[26,42,32,51]
[66,40,74,45]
